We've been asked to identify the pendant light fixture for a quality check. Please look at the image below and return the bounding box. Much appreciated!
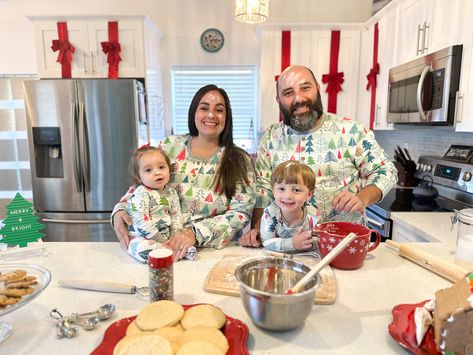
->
[235,0,269,24]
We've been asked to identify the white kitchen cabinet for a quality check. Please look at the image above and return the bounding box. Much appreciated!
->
[356,3,398,130]
[260,27,361,130]
[396,0,464,65]
[392,221,429,243]
[453,0,473,132]
[31,18,145,78]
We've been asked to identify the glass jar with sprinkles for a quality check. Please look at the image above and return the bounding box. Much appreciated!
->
[148,248,174,302]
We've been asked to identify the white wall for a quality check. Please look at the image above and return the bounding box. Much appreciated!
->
[0,0,371,132]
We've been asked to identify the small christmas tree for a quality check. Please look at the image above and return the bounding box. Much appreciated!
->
[0,193,45,247]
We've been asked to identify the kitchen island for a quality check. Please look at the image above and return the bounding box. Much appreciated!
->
[1,242,452,354]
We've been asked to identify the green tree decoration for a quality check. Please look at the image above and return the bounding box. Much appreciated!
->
[0,193,45,247]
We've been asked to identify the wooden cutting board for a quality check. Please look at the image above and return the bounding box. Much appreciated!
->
[204,254,337,305]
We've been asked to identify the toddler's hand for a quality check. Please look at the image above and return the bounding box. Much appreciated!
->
[292,230,314,251]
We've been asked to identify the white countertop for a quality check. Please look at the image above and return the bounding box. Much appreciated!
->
[391,212,457,247]
[1,242,452,354]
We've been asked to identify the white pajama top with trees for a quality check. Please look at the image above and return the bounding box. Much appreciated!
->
[260,201,319,252]
[255,113,398,224]
[115,135,256,249]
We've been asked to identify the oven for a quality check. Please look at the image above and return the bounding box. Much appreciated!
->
[366,152,473,240]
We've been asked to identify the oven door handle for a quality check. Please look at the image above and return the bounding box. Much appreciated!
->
[366,217,385,229]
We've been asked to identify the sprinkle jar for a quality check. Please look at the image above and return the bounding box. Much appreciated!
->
[148,249,174,302]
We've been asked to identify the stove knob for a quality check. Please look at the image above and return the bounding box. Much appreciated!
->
[426,165,432,173]
[463,171,472,182]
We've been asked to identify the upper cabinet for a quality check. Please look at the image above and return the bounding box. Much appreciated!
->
[396,0,464,65]
[357,2,399,130]
[31,17,147,78]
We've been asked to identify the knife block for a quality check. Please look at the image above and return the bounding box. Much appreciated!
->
[394,161,417,187]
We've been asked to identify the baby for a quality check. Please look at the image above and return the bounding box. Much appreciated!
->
[125,145,188,262]
[260,160,319,253]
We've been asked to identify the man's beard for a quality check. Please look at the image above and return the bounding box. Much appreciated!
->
[280,91,324,132]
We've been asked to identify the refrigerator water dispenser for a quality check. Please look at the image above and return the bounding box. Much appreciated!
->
[32,127,64,178]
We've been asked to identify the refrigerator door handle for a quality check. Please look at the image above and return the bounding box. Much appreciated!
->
[72,102,83,192]
[78,101,90,192]
[42,218,110,224]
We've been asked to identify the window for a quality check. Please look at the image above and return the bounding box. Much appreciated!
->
[0,75,34,219]
[171,66,257,152]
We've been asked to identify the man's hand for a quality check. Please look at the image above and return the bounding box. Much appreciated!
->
[332,186,382,215]
[113,210,133,250]
[291,230,313,250]
[239,229,262,248]
[332,190,366,215]
[162,229,196,261]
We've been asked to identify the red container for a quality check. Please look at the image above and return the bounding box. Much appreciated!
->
[316,221,381,270]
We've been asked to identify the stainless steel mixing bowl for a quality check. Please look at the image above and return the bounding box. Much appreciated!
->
[235,256,320,331]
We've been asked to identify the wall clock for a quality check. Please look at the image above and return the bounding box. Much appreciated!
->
[200,28,224,53]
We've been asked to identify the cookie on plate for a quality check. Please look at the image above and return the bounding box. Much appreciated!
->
[135,300,184,331]
[0,270,27,282]
[178,326,229,353]
[113,333,173,355]
[176,340,224,355]
[180,304,226,330]
[154,326,183,353]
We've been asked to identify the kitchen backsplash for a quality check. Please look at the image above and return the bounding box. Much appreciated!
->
[375,126,473,162]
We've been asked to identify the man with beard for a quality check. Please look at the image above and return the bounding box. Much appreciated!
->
[239,65,397,247]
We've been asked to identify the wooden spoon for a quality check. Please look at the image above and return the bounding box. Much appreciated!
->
[286,232,357,294]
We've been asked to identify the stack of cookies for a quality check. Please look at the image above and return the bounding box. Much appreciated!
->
[114,300,229,355]
[0,269,37,307]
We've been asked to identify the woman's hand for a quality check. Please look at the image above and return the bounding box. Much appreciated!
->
[162,229,197,261]
[239,229,262,248]
[113,210,133,250]
[292,230,313,250]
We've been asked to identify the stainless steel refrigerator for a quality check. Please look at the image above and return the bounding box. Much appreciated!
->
[23,79,147,242]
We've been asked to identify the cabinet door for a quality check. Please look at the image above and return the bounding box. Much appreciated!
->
[35,21,89,78]
[309,30,360,120]
[396,0,428,65]
[455,0,473,132]
[260,30,282,130]
[374,7,397,130]
[87,20,145,78]
[356,25,373,129]
[426,0,464,54]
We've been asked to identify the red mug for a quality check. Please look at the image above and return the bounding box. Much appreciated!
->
[315,221,381,270]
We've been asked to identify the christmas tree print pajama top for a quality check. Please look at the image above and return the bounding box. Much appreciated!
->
[126,185,183,262]
[255,113,398,224]
[114,135,256,249]
[260,201,319,252]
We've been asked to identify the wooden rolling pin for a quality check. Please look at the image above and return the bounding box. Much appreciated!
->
[385,240,472,282]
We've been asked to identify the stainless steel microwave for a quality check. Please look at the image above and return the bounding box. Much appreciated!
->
[387,45,462,125]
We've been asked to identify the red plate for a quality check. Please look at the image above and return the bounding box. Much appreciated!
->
[388,300,440,355]
[91,304,249,355]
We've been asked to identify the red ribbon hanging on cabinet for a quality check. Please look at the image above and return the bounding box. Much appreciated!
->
[321,30,344,114]
[101,21,122,79]
[366,22,380,129]
[274,30,291,121]
[51,22,75,78]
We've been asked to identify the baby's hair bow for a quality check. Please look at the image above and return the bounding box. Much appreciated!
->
[138,143,151,150]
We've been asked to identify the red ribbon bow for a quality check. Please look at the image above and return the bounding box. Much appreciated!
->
[322,72,345,95]
[366,63,380,90]
[101,41,122,66]
[138,143,151,150]
[51,39,75,65]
